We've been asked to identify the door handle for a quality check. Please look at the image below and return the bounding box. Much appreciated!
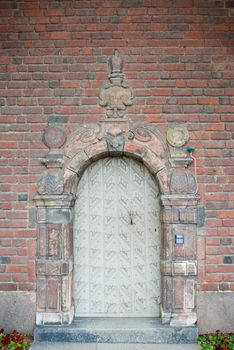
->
[129,210,136,225]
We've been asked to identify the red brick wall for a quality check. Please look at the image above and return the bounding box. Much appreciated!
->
[0,0,233,293]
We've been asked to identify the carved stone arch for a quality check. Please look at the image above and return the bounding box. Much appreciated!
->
[63,119,170,197]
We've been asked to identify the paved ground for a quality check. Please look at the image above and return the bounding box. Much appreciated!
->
[30,342,200,350]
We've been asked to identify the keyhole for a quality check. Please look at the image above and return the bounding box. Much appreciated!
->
[129,210,134,225]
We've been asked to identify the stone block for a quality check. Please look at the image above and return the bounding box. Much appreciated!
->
[161,261,172,275]
[170,312,197,327]
[63,169,78,194]
[36,307,74,326]
[34,195,75,209]
[187,261,197,275]
[0,291,36,334]
[37,276,47,311]
[142,149,165,175]
[161,224,172,260]
[48,224,62,258]
[155,168,170,194]
[161,261,197,277]
[124,140,145,160]
[174,278,185,309]
[162,276,173,311]
[84,140,109,161]
[161,195,199,208]
[62,275,73,312]
[45,208,72,224]
[179,208,197,224]
[197,291,234,333]
[47,277,60,311]
[68,151,91,175]
[37,260,72,276]
[197,206,205,227]
[173,262,187,275]
[38,225,47,257]
[172,224,196,260]
[185,279,195,310]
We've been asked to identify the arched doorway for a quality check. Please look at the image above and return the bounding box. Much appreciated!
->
[73,157,161,317]
[34,119,198,338]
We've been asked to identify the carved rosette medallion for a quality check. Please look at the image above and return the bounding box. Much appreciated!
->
[167,124,189,148]
[99,49,133,118]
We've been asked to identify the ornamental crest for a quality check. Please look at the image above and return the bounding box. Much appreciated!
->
[99,49,133,118]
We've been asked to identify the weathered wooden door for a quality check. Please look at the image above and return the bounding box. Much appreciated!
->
[73,157,161,317]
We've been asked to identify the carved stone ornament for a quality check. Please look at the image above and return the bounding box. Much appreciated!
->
[167,124,189,148]
[99,49,133,118]
[37,170,64,195]
[37,126,67,195]
[170,169,196,194]
[106,126,125,153]
[43,125,67,150]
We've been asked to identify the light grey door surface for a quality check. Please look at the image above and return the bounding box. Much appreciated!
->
[73,157,161,317]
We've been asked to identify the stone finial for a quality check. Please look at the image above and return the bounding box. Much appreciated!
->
[43,125,67,151]
[166,124,197,195]
[99,49,133,118]
[37,126,67,195]
[109,49,124,76]
[41,125,67,167]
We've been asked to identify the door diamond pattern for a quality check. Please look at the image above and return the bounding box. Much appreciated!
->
[74,157,161,317]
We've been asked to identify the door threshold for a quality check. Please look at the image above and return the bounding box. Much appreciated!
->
[34,317,198,344]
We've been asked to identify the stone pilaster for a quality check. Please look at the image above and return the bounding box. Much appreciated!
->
[34,194,75,325]
[160,124,200,327]
[160,195,199,327]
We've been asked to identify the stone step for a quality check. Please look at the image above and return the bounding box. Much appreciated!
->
[30,342,200,350]
[34,317,198,344]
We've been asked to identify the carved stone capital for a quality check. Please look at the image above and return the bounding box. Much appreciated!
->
[161,194,200,207]
[34,194,75,209]
[170,169,197,195]
[37,170,64,195]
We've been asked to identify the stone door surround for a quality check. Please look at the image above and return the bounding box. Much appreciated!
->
[34,50,199,328]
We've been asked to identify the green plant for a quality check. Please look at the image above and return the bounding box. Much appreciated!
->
[198,330,234,350]
[0,329,31,350]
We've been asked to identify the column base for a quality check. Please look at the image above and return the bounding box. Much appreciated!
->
[170,311,197,327]
[36,305,74,325]
[160,304,171,325]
